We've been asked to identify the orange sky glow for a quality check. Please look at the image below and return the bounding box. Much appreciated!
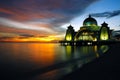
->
[0,36,64,42]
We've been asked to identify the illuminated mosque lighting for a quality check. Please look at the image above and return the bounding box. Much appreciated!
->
[60,15,114,45]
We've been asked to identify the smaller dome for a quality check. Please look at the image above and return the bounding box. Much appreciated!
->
[83,15,97,26]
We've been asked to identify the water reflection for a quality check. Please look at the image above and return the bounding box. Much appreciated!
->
[65,46,74,60]
[40,45,109,80]
[0,43,109,80]
[65,45,109,59]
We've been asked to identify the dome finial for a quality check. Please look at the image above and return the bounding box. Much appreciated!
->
[89,14,91,18]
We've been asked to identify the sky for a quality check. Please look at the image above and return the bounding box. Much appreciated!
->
[0,0,120,42]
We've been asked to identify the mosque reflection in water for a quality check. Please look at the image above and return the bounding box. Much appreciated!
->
[64,45,109,63]
[39,44,109,80]
[0,43,110,80]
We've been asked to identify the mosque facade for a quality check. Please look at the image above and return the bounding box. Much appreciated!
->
[65,15,112,42]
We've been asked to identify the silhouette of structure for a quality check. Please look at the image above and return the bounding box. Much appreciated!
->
[60,15,114,45]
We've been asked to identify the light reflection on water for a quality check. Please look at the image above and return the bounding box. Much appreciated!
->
[0,43,109,80]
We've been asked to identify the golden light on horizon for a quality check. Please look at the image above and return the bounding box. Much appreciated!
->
[0,35,64,42]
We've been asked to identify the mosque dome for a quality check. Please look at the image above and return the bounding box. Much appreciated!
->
[83,15,98,26]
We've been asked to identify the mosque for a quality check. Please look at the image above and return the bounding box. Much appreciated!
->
[65,15,112,42]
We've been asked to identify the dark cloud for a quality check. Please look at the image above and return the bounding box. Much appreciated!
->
[0,0,97,21]
[19,34,35,37]
[112,30,120,36]
[19,34,48,37]
[91,10,120,18]
[0,0,97,14]
[0,0,97,37]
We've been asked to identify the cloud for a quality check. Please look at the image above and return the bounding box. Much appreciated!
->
[112,30,120,36]
[0,32,19,37]
[19,34,35,37]
[0,0,97,22]
[0,0,97,38]
[91,10,120,18]
[0,24,54,38]
[0,18,54,33]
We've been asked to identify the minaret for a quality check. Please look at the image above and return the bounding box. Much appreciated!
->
[99,22,110,40]
[65,25,75,41]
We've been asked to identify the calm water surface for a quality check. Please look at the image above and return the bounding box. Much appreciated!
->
[0,43,109,80]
